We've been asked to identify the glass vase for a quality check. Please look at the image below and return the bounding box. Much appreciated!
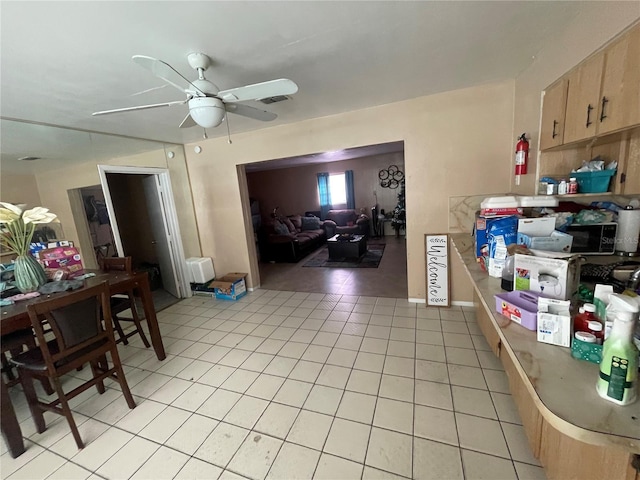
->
[14,254,48,293]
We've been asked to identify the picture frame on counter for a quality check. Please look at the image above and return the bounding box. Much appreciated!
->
[425,233,450,307]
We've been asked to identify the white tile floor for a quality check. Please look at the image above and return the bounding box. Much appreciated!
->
[0,290,547,480]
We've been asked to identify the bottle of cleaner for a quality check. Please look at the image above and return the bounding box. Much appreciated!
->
[597,294,639,406]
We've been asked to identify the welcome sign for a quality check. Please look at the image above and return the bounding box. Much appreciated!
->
[425,234,450,307]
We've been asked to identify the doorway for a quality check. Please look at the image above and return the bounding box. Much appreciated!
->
[95,165,190,310]
[242,141,407,294]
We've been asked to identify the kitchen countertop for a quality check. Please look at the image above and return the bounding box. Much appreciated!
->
[450,233,640,451]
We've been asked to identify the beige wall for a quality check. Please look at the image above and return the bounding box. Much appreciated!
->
[33,146,201,271]
[0,173,42,208]
[186,80,515,302]
[512,4,640,195]
[246,152,404,223]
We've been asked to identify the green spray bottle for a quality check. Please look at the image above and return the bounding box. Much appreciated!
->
[596,294,638,406]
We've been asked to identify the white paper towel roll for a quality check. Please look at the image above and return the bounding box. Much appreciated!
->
[616,209,640,254]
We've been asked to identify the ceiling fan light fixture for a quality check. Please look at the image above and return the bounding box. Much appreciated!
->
[188,97,225,128]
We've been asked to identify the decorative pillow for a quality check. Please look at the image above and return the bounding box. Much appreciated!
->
[273,221,289,235]
[288,215,302,231]
[281,217,296,233]
[301,216,321,230]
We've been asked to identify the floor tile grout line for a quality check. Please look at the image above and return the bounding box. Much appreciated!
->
[10,292,539,480]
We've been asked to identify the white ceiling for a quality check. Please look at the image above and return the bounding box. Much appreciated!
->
[0,1,609,172]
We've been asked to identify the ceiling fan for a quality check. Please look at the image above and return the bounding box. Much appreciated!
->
[92,52,298,129]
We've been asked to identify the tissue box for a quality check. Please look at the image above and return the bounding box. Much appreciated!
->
[516,217,573,253]
[513,251,581,301]
[517,231,573,253]
[494,290,542,331]
[537,297,571,347]
[208,273,247,300]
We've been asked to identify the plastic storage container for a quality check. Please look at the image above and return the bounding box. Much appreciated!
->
[571,170,616,193]
[494,290,542,331]
[186,257,215,284]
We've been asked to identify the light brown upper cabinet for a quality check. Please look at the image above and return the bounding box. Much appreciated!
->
[598,25,640,135]
[540,79,568,150]
[563,52,605,144]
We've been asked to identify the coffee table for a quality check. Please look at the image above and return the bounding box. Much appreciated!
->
[327,234,367,260]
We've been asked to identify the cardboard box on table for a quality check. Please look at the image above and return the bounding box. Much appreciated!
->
[475,213,519,273]
[513,251,582,301]
[516,217,573,253]
[37,246,84,279]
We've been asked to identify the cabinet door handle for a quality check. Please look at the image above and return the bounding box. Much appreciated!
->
[600,96,608,122]
[586,104,594,128]
[552,120,558,138]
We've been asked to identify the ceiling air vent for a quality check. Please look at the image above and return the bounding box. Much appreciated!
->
[260,95,289,105]
[18,156,41,161]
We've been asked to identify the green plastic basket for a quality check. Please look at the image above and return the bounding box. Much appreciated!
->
[571,169,616,193]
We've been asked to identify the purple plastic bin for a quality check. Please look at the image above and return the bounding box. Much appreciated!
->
[494,290,542,331]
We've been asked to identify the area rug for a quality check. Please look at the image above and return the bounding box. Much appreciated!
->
[303,244,385,268]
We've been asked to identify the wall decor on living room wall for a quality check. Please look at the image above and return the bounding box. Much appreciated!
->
[378,165,404,189]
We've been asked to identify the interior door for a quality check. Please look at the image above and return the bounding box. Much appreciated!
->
[142,175,181,298]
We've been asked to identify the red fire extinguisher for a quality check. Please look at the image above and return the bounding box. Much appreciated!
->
[514,133,529,186]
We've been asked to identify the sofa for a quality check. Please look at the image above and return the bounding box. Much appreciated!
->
[258,214,326,262]
[323,209,370,238]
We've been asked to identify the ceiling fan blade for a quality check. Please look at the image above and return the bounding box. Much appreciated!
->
[92,100,187,116]
[132,55,204,96]
[218,79,298,102]
[179,113,197,129]
[225,103,277,122]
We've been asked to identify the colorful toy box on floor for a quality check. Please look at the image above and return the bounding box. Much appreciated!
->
[36,246,84,279]
[208,273,248,300]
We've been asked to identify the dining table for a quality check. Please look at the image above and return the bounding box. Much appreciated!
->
[0,269,166,458]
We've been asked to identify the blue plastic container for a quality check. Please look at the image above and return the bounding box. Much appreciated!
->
[571,170,616,193]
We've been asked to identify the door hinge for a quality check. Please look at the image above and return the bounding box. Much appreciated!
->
[620,173,626,184]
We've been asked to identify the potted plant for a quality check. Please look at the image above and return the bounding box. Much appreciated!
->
[0,202,58,292]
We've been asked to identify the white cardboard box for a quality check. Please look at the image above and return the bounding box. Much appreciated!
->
[513,251,582,301]
[537,297,571,347]
[516,218,573,253]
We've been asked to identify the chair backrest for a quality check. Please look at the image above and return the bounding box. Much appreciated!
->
[26,282,114,369]
[326,209,358,226]
[100,256,133,274]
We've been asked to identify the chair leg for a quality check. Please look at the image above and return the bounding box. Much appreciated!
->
[39,377,54,396]
[89,359,105,394]
[110,349,136,410]
[129,298,150,348]
[19,369,46,434]
[1,353,16,382]
[112,315,129,345]
[51,377,84,449]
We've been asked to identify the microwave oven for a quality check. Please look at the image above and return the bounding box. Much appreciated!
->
[566,223,617,255]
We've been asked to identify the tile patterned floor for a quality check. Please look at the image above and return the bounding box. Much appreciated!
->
[258,237,408,298]
[1,290,547,479]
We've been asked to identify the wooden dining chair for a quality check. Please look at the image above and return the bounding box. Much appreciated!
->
[1,330,54,395]
[100,257,150,348]
[10,282,136,449]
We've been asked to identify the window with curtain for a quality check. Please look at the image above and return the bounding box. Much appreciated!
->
[317,172,331,220]
[317,170,355,216]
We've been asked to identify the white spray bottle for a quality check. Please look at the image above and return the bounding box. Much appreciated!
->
[597,294,639,405]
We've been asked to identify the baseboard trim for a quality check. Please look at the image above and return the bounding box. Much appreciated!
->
[409,298,474,308]
[451,301,475,307]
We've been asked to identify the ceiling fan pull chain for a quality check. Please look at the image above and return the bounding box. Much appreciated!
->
[226,115,233,144]
[203,128,208,139]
